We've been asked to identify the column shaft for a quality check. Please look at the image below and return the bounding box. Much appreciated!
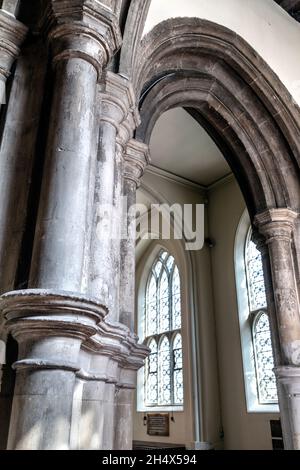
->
[89,119,120,317]
[88,72,138,320]
[114,388,134,449]
[256,210,300,365]
[255,208,300,449]
[29,58,97,291]
[255,233,293,449]
[115,140,149,449]
[119,140,150,329]
[120,180,137,329]
[0,41,47,294]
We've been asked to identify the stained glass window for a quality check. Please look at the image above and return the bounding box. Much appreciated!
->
[173,333,183,404]
[144,250,183,407]
[246,239,267,311]
[146,338,158,405]
[253,312,278,404]
[245,232,278,404]
[159,336,171,405]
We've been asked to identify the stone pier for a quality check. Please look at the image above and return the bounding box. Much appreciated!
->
[0,0,148,450]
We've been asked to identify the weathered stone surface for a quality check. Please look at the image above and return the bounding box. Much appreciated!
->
[1,289,107,449]
[88,72,137,321]
[0,0,19,15]
[42,0,122,76]
[275,366,300,449]
[0,9,27,90]
[255,209,300,366]
[0,0,300,452]
[0,2,147,450]
[276,0,300,21]
[119,139,150,330]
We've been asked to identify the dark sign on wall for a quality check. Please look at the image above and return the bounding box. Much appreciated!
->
[147,413,170,436]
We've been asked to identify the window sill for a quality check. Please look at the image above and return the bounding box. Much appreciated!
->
[137,406,184,413]
[247,404,279,414]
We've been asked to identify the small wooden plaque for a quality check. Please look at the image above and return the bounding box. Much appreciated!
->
[147,413,169,436]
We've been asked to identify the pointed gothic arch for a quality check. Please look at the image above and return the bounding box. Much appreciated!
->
[132,17,300,448]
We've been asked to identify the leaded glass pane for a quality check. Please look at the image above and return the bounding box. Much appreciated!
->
[172,266,181,329]
[158,336,171,405]
[154,260,163,277]
[159,269,170,333]
[173,334,183,404]
[166,255,175,272]
[144,250,184,408]
[253,312,278,404]
[173,333,182,352]
[174,369,183,404]
[146,339,158,405]
[246,239,267,310]
[146,275,157,336]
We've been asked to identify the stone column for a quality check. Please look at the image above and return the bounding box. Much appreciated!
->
[74,321,149,450]
[29,2,121,291]
[112,140,149,449]
[0,6,26,108]
[0,0,121,450]
[0,39,48,296]
[255,208,300,449]
[0,3,27,294]
[89,72,136,321]
[0,1,19,15]
[119,139,150,330]
[77,323,124,451]
[253,230,293,449]
[2,290,107,450]
[113,333,149,450]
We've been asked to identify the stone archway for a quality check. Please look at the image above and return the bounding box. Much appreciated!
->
[130,18,300,449]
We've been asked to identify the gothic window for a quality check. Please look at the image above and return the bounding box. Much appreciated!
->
[144,250,183,407]
[245,233,278,404]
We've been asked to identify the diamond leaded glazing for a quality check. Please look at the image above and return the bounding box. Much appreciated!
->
[246,238,267,311]
[173,333,183,404]
[144,250,183,407]
[146,338,158,404]
[246,233,278,405]
[253,312,278,404]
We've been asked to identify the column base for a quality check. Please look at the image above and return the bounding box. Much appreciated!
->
[275,366,300,450]
[186,441,214,450]
[0,289,108,450]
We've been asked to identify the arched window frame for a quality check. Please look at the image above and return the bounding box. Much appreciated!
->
[234,210,279,413]
[139,248,184,411]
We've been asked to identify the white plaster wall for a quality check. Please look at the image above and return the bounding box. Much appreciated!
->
[143,0,300,105]
[208,177,279,450]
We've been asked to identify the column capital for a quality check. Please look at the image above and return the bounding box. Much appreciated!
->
[117,108,141,150]
[275,366,300,395]
[254,208,299,243]
[43,0,122,77]
[251,228,268,254]
[0,9,27,80]
[98,71,139,130]
[82,319,149,368]
[0,289,108,344]
[123,139,150,188]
